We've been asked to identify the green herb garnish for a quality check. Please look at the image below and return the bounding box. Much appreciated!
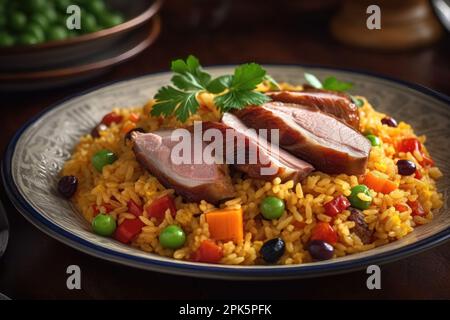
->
[304,72,353,92]
[263,74,281,90]
[304,73,323,89]
[304,72,363,107]
[322,76,353,92]
[351,96,364,107]
[151,55,272,122]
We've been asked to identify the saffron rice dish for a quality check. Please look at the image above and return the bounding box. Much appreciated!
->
[60,82,444,265]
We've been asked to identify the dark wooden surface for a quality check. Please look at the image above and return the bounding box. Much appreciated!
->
[1,2,449,299]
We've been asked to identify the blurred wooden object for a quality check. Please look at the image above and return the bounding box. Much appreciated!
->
[330,0,444,50]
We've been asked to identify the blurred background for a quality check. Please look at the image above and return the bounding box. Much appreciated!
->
[0,0,449,93]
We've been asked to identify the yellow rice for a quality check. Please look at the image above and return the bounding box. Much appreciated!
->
[61,84,444,265]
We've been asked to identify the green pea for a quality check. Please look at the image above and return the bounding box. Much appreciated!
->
[47,26,69,41]
[18,33,40,45]
[0,32,14,47]
[159,225,186,249]
[30,13,50,30]
[81,13,99,34]
[260,196,285,220]
[348,185,372,210]
[92,213,116,236]
[55,0,72,12]
[41,6,58,22]
[0,14,6,28]
[22,0,48,12]
[9,11,27,31]
[99,13,124,28]
[85,0,106,15]
[366,134,381,147]
[26,23,46,43]
[92,149,117,172]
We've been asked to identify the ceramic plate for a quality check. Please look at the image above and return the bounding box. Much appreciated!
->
[2,66,450,280]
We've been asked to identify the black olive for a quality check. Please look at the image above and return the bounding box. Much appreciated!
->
[397,159,416,176]
[260,238,285,263]
[381,117,398,128]
[58,175,78,198]
[125,127,146,143]
[308,240,334,261]
[91,123,108,138]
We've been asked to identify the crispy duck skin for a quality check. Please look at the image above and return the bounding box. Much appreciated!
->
[266,89,360,130]
[132,131,236,204]
[234,102,371,175]
[203,113,314,183]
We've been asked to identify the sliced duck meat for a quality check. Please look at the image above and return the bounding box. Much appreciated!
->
[234,102,371,175]
[132,131,235,204]
[203,113,314,183]
[266,90,360,130]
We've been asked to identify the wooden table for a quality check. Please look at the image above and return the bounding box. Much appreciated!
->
[1,2,449,299]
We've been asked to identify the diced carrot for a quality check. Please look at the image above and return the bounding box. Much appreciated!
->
[129,113,140,123]
[205,208,243,243]
[122,121,136,134]
[363,171,397,194]
[191,240,223,264]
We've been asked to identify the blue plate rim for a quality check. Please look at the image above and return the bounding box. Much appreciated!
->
[2,64,450,279]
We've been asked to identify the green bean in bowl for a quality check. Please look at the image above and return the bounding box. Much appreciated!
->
[0,0,125,47]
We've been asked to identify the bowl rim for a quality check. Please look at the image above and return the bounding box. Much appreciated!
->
[0,0,163,53]
[0,16,161,81]
[2,64,450,280]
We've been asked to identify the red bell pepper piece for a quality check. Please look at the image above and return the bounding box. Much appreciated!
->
[323,195,351,217]
[394,203,409,212]
[191,240,223,264]
[146,195,177,221]
[292,220,306,229]
[414,170,422,179]
[101,112,123,126]
[127,200,143,217]
[407,200,425,217]
[397,138,421,154]
[311,222,338,244]
[420,154,434,167]
[397,138,434,167]
[114,218,144,244]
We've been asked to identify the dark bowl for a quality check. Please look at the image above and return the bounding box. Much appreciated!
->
[0,0,163,71]
[0,16,161,91]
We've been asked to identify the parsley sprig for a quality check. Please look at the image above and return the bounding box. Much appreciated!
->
[151,55,276,122]
[304,72,364,107]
